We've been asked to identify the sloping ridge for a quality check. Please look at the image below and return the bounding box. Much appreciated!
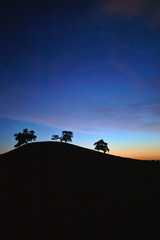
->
[0,141,136,161]
[0,142,160,240]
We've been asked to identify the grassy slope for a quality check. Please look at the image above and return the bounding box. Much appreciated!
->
[0,142,160,240]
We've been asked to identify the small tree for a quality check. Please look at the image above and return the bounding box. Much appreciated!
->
[94,139,109,153]
[51,131,73,143]
[14,128,37,148]
[51,135,60,141]
[61,131,73,143]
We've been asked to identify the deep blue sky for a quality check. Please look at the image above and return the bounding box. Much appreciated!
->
[0,0,160,159]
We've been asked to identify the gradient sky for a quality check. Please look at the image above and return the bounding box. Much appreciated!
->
[0,0,160,159]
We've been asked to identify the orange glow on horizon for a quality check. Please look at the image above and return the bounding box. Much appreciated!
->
[111,149,160,160]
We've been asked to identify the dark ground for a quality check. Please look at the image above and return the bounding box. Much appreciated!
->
[0,142,160,240]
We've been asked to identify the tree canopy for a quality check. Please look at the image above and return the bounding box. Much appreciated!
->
[14,128,37,148]
[61,131,73,143]
[51,131,73,143]
[94,139,109,153]
[51,135,59,141]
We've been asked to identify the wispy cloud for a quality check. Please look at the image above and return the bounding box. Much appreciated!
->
[0,93,153,136]
[100,0,148,17]
[0,113,98,135]
[108,52,139,80]
[93,99,160,133]
[97,0,160,27]
[2,95,160,134]
[143,76,160,93]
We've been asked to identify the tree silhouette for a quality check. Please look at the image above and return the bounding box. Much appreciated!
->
[94,139,109,153]
[51,135,60,141]
[51,131,73,143]
[61,131,73,143]
[14,128,37,148]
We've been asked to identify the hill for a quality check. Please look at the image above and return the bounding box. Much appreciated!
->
[0,142,160,240]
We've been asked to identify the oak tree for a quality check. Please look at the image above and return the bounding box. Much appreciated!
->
[94,139,109,153]
[14,128,37,148]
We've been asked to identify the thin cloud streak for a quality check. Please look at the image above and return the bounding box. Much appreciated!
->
[94,99,160,133]
[1,96,160,134]
[97,0,160,26]
[0,115,98,135]
[108,53,140,81]
[100,0,149,17]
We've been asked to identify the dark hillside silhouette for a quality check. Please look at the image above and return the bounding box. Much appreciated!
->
[0,142,160,240]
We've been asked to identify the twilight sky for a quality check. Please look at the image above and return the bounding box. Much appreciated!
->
[0,0,160,159]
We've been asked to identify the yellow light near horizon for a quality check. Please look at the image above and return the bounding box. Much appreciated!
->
[112,148,160,160]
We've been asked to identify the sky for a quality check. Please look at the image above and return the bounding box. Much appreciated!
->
[0,0,160,159]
